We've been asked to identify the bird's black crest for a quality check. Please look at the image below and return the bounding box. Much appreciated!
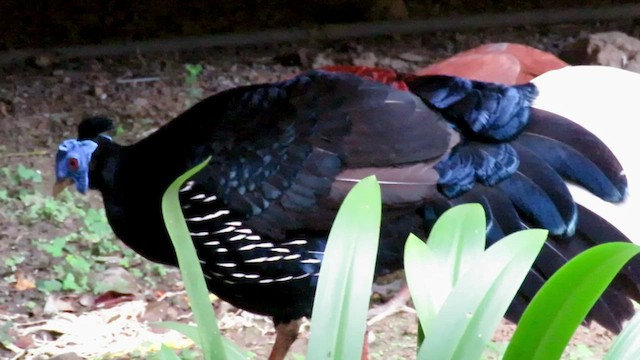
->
[77,116,115,140]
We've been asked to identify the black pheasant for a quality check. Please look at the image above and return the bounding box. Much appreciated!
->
[53,70,639,360]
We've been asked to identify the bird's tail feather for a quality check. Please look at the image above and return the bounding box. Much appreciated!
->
[517,108,627,202]
[434,100,627,237]
[421,192,640,334]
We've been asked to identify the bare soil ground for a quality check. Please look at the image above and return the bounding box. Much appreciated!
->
[1,21,638,359]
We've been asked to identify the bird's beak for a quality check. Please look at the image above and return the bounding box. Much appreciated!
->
[52,178,74,197]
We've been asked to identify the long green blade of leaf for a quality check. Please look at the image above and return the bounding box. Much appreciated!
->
[418,229,547,360]
[404,233,443,336]
[161,157,228,360]
[426,203,486,288]
[307,176,382,360]
[605,308,640,360]
[405,204,489,346]
[504,242,640,360]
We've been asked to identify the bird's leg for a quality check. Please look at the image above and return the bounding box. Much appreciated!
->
[361,330,370,360]
[367,286,413,326]
[268,319,301,360]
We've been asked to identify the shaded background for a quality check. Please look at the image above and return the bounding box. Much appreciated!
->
[1,0,637,50]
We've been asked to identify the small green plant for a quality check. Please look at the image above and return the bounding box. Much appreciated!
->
[404,204,548,359]
[3,255,25,272]
[156,160,380,360]
[115,124,125,137]
[37,278,63,293]
[184,64,203,85]
[154,160,640,360]
[35,240,93,293]
[0,189,8,202]
[0,320,14,350]
[1,164,44,200]
[0,163,161,299]
[16,164,43,183]
[184,63,204,106]
[38,235,70,257]
[1,163,43,186]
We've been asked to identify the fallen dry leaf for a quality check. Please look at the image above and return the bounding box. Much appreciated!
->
[14,272,36,291]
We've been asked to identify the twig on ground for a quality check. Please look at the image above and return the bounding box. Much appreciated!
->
[116,77,161,85]
[2,150,49,158]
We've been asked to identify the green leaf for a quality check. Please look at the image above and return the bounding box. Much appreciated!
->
[83,208,112,235]
[419,229,547,360]
[16,164,42,183]
[61,272,84,292]
[0,189,8,201]
[161,156,232,360]
[155,321,202,347]
[65,254,92,273]
[37,279,62,293]
[404,204,487,340]
[426,203,486,289]
[61,272,77,288]
[404,233,441,336]
[504,242,640,360]
[307,176,381,360]
[158,344,182,360]
[0,320,14,347]
[40,236,68,257]
[155,321,251,359]
[606,307,640,360]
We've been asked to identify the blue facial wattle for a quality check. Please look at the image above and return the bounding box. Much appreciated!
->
[55,139,98,193]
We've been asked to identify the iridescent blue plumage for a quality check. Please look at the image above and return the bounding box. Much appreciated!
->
[435,142,519,198]
[407,75,538,141]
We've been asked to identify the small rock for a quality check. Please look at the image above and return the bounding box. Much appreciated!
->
[0,99,13,116]
[43,294,76,314]
[352,52,378,68]
[50,352,83,360]
[131,97,149,112]
[78,293,95,307]
[30,54,54,68]
[91,266,140,295]
[398,52,426,63]
[312,52,335,68]
[273,49,309,67]
[560,31,640,73]
[141,300,170,323]
[165,305,179,321]
[378,58,410,71]
[93,86,104,98]
[15,334,34,349]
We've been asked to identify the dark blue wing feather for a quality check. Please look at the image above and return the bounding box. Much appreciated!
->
[406,75,538,141]
[435,142,519,198]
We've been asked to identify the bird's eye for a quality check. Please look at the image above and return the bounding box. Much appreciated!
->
[68,158,79,171]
